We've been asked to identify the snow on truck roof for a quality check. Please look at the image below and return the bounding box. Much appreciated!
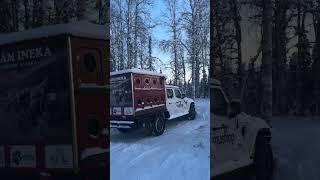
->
[110,68,167,78]
[0,21,109,46]
[165,85,179,88]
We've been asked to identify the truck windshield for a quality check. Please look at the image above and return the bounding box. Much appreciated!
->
[211,88,228,116]
[110,74,133,107]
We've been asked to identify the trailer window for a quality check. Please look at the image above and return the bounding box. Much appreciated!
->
[167,89,174,99]
[83,53,97,72]
[211,88,228,116]
[136,78,140,84]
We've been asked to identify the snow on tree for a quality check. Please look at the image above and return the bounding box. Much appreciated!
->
[181,0,209,98]
[160,0,183,86]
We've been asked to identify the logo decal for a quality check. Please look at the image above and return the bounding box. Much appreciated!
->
[45,145,73,169]
[10,146,36,168]
[212,134,235,144]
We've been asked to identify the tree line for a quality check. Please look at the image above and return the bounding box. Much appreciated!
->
[211,0,320,118]
[0,0,109,33]
[110,0,210,99]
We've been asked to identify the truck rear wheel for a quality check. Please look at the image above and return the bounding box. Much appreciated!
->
[254,135,274,180]
[188,103,196,120]
[146,113,166,136]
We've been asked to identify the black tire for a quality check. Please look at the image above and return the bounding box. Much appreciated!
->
[254,135,274,180]
[188,103,196,120]
[146,113,166,136]
[117,128,131,133]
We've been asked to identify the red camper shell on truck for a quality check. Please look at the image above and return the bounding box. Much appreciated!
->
[0,21,109,179]
[110,69,167,128]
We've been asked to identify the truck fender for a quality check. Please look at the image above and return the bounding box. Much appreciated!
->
[183,98,194,111]
[249,128,272,158]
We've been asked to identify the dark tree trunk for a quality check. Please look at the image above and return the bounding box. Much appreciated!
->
[261,0,273,122]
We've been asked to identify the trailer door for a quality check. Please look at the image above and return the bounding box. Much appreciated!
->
[71,37,108,171]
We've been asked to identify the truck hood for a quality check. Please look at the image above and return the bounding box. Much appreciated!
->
[183,97,194,103]
[235,112,271,130]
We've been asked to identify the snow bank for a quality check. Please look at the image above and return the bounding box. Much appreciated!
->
[0,21,109,46]
[110,99,210,180]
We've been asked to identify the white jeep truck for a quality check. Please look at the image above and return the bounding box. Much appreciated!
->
[211,78,273,180]
[110,69,196,136]
[165,85,196,121]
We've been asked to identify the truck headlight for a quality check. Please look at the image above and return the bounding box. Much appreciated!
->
[124,107,133,115]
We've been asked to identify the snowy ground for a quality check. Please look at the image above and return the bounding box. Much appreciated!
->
[217,116,320,180]
[110,99,210,180]
[272,116,320,180]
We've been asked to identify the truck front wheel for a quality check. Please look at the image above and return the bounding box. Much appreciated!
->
[146,113,166,136]
[254,135,274,180]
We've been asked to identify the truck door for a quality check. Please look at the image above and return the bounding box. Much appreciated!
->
[211,87,241,174]
[166,88,177,119]
[174,88,188,115]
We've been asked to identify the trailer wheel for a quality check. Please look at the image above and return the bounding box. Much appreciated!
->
[147,113,165,136]
[188,103,196,120]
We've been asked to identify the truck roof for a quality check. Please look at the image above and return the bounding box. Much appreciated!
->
[110,68,167,78]
[0,21,109,46]
[165,85,179,89]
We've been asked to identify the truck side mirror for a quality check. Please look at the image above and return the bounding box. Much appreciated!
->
[181,93,185,99]
[228,99,241,118]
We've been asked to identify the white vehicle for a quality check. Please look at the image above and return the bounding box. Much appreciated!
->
[110,69,196,136]
[210,78,274,180]
[165,85,196,120]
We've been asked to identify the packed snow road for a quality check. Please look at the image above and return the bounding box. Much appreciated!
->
[272,116,320,180]
[217,116,320,180]
[110,99,210,180]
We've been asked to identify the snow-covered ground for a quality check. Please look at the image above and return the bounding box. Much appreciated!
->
[110,99,210,180]
[272,116,320,180]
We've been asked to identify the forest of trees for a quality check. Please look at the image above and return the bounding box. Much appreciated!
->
[0,0,109,33]
[110,0,210,99]
[211,0,320,118]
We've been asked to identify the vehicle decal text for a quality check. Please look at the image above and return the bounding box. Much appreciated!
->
[212,133,235,144]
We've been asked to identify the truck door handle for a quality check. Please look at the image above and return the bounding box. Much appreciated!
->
[169,103,172,104]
